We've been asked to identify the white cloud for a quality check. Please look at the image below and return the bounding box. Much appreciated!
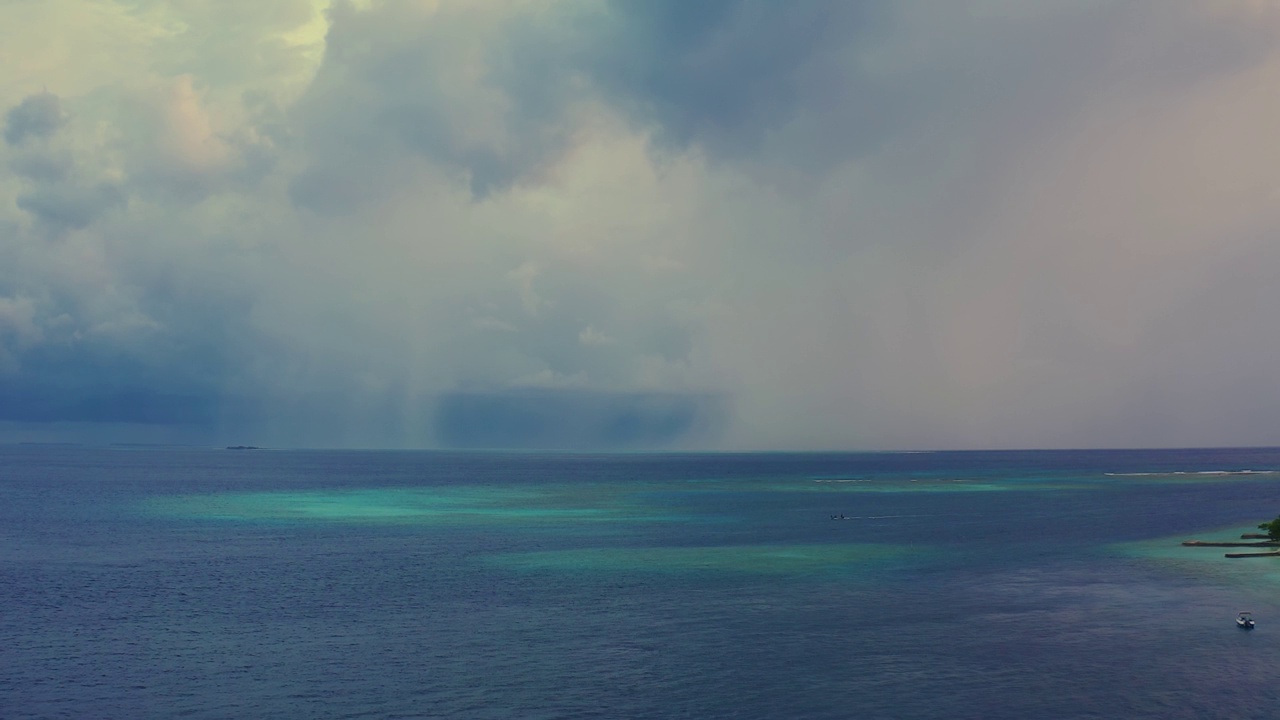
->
[506,261,549,317]
[510,368,590,389]
[578,325,615,347]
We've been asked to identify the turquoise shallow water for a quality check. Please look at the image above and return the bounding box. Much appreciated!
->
[5,447,1280,718]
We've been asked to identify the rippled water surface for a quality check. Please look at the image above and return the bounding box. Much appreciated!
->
[5,447,1280,718]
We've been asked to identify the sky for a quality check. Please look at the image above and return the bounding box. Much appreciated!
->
[3,0,1280,451]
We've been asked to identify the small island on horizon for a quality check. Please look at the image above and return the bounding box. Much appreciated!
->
[225,445,261,450]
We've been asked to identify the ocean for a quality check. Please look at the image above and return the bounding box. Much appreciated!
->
[4,446,1280,719]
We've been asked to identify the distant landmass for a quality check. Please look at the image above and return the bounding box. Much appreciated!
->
[225,445,261,450]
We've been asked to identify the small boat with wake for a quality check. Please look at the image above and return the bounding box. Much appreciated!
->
[1237,612,1255,630]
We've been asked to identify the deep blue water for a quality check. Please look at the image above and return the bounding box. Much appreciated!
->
[5,446,1280,718]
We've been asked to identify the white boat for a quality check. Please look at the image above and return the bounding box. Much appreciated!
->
[1237,612,1255,629]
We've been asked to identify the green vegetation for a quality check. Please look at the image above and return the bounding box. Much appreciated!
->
[1258,516,1280,541]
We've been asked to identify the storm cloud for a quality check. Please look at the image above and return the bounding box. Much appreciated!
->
[2,0,1279,450]
[4,92,64,145]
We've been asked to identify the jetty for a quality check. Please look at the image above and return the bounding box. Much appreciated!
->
[1181,540,1278,547]
[1181,533,1280,558]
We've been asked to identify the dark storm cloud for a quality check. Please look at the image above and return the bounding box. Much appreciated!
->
[291,0,1205,206]
[289,0,584,206]
[434,390,725,450]
[3,92,64,145]
[7,0,1280,450]
[9,149,73,182]
[15,182,125,233]
[0,384,218,424]
[289,0,883,206]
[576,0,885,159]
[568,0,1279,187]
[0,333,234,426]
